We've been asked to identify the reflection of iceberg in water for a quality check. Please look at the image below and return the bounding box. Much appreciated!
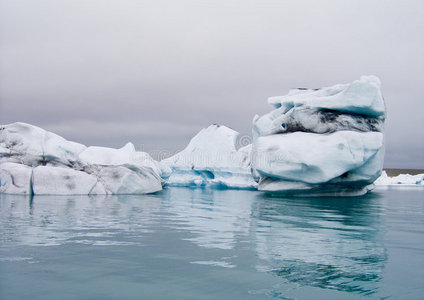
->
[0,193,163,247]
[160,187,255,250]
[253,195,387,295]
[0,189,388,297]
[159,188,387,296]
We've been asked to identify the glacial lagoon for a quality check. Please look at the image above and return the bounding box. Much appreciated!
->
[1,187,423,299]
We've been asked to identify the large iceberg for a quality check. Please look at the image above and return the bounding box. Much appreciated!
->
[161,125,257,189]
[251,76,386,196]
[0,122,163,195]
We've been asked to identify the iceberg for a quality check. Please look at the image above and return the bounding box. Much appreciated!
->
[375,171,424,186]
[0,122,163,195]
[161,125,257,189]
[251,76,386,196]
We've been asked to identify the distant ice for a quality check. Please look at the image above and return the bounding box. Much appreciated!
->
[190,260,236,269]
[375,171,424,186]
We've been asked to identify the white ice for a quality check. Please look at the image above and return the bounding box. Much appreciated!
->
[254,76,385,138]
[0,162,33,194]
[78,142,163,176]
[85,164,163,194]
[252,131,384,184]
[0,76,404,196]
[267,75,385,117]
[375,171,424,186]
[161,125,257,189]
[32,166,101,195]
[0,122,163,195]
[251,76,386,196]
[0,122,86,167]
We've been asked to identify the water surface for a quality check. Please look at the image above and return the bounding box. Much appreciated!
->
[1,187,423,299]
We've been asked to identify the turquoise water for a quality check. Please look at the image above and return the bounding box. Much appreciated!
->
[1,187,423,299]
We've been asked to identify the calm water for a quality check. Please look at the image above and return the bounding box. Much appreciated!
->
[1,187,423,299]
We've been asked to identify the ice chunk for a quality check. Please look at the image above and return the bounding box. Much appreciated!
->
[253,107,383,137]
[252,76,386,196]
[0,162,33,194]
[78,143,163,176]
[85,164,163,194]
[267,75,385,117]
[32,166,101,195]
[161,125,257,189]
[32,164,162,196]
[252,131,384,184]
[163,125,239,169]
[78,143,136,166]
[0,122,86,167]
[375,171,424,186]
[254,77,385,138]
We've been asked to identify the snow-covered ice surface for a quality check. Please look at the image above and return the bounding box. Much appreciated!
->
[0,122,86,167]
[267,75,385,117]
[0,123,163,195]
[78,142,163,176]
[161,125,257,189]
[252,76,386,196]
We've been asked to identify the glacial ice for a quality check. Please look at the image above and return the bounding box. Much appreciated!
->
[161,125,257,189]
[252,76,386,196]
[267,75,385,117]
[0,123,163,195]
[0,162,33,194]
[78,142,163,177]
[375,171,424,186]
[32,166,101,195]
[84,164,163,194]
[252,131,384,184]
[30,164,163,195]
[78,142,136,166]
[2,76,412,196]
[0,122,86,167]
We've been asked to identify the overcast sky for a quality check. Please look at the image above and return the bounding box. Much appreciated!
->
[0,0,423,168]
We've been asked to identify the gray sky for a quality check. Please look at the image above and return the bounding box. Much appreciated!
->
[1,0,423,168]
